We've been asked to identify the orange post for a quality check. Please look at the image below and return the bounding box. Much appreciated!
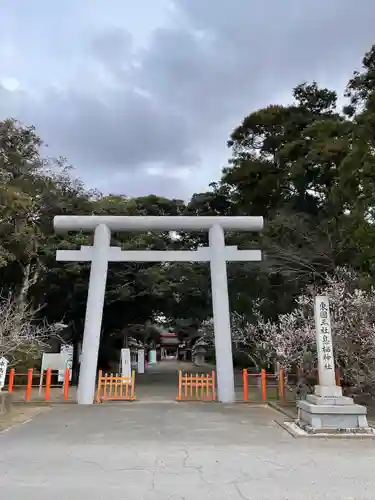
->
[243,369,248,401]
[63,368,70,400]
[212,371,216,401]
[25,368,33,402]
[45,368,52,401]
[279,367,286,403]
[95,370,103,403]
[335,367,341,386]
[8,368,15,392]
[261,368,267,402]
[131,370,136,400]
[177,370,182,400]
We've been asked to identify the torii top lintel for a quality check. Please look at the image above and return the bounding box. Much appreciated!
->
[53,215,264,233]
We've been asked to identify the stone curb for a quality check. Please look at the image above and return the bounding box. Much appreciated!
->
[267,401,296,420]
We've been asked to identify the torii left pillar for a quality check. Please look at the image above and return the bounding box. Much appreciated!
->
[78,224,110,404]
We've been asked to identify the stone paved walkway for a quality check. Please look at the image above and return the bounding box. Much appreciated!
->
[135,360,245,401]
[1,400,375,499]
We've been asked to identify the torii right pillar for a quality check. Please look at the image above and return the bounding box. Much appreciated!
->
[209,224,236,403]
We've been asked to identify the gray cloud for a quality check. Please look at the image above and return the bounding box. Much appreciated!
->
[1,0,375,198]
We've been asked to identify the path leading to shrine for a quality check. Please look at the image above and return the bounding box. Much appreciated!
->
[135,360,244,401]
[1,398,375,499]
[136,360,202,402]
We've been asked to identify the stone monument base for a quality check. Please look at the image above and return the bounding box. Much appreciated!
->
[296,385,369,431]
[280,420,375,438]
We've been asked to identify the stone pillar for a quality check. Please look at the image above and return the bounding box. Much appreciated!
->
[77,224,110,405]
[0,392,12,414]
[137,349,145,374]
[314,295,341,398]
[149,350,157,364]
[297,295,369,431]
[209,224,235,403]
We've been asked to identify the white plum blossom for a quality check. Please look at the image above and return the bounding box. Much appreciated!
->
[197,267,375,393]
[0,294,60,365]
[261,268,375,392]
[196,311,275,369]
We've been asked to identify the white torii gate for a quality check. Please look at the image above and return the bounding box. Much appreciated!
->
[54,215,264,405]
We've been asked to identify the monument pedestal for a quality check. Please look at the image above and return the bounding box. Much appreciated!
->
[297,385,369,432]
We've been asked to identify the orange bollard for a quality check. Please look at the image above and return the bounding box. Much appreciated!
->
[8,368,15,393]
[45,368,52,401]
[63,368,70,401]
[279,367,286,403]
[25,368,33,402]
[335,367,341,386]
[211,371,216,401]
[177,370,182,401]
[243,369,248,402]
[261,368,267,402]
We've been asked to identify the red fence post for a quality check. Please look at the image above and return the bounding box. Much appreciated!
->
[261,369,267,402]
[63,368,70,401]
[25,368,33,402]
[8,368,15,393]
[243,369,248,402]
[45,368,52,401]
[211,371,216,401]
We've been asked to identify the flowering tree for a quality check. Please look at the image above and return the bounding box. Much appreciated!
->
[196,268,375,395]
[313,269,375,393]
[0,294,61,366]
[195,311,274,370]
[264,305,316,372]
[259,268,375,394]
[194,317,216,362]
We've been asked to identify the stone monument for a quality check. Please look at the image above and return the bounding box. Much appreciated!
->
[0,356,8,391]
[296,295,370,434]
[193,345,207,366]
[0,356,12,415]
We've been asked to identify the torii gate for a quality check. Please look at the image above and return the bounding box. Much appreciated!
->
[54,215,264,405]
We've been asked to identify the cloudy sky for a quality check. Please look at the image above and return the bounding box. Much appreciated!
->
[1,0,374,200]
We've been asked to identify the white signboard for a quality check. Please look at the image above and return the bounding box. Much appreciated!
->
[0,357,9,391]
[58,344,73,383]
[39,352,70,392]
[314,295,335,387]
[41,352,69,372]
[137,349,145,374]
[120,348,131,379]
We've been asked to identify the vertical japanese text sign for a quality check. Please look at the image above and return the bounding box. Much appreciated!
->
[314,295,335,386]
[0,357,9,391]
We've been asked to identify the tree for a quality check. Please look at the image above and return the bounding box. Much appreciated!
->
[224,82,339,217]
[196,312,273,370]
[218,51,375,318]
[0,292,63,366]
